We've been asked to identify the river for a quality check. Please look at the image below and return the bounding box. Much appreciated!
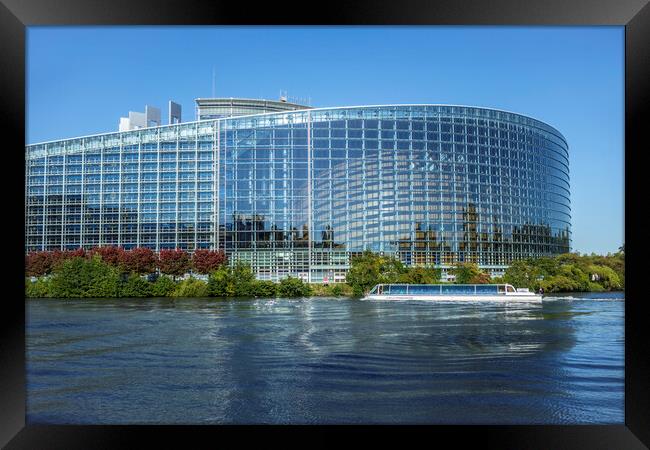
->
[26,292,624,424]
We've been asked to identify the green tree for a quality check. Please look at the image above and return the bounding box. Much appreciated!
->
[449,262,481,284]
[207,265,235,297]
[231,262,257,296]
[587,281,606,292]
[120,274,152,297]
[539,275,582,293]
[397,266,441,284]
[469,272,492,284]
[587,265,622,290]
[556,253,583,267]
[48,255,121,298]
[232,261,255,282]
[277,276,312,297]
[502,260,542,289]
[379,257,407,283]
[534,257,560,277]
[207,262,257,297]
[206,262,284,298]
[346,251,407,296]
[25,277,51,298]
[559,265,590,291]
[171,277,209,297]
[151,275,176,297]
[327,284,351,297]
[248,280,277,297]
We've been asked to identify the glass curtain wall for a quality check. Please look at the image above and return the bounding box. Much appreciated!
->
[25,105,571,282]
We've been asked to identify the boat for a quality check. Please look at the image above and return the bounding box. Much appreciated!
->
[363,283,542,303]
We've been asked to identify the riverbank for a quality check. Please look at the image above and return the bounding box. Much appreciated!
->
[26,276,622,300]
[25,279,356,299]
[25,248,624,299]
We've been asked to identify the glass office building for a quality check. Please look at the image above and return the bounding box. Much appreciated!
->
[25,104,571,282]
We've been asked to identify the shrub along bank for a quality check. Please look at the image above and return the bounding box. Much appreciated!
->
[25,256,315,299]
[343,249,625,296]
[25,246,624,299]
[25,247,226,278]
[495,250,625,293]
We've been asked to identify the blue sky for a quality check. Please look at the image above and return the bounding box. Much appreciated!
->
[26,26,624,255]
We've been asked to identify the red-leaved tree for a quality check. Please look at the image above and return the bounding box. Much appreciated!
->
[25,252,53,276]
[191,249,227,274]
[49,249,66,269]
[159,249,191,279]
[27,248,87,275]
[65,248,86,259]
[89,246,125,267]
[49,248,83,268]
[120,247,158,274]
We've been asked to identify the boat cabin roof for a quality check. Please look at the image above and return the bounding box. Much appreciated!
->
[368,284,517,294]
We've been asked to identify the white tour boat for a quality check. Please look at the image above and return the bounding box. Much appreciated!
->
[364,283,542,303]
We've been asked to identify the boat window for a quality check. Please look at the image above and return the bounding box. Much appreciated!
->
[475,285,498,294]
[410,285,441,295]
[457,285,475,294]
[498,285,506,293]
[506,285,515,293]
[442,285,474,294]
[390,285,408,295]
[369,285,378,295]
[377,285,383,295]
[409,285,425,295]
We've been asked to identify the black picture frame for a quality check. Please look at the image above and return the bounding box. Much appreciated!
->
[1,0,648,448]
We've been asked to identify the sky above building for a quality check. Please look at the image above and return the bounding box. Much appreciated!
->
[26,26,624,255]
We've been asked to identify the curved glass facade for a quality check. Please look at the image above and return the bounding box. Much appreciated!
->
[25,105,570,281]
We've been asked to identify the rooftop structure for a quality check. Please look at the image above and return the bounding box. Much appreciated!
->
[195,97,311,121]
[168,101,182,125]
[119,102,183,131]
[118,105,161,132]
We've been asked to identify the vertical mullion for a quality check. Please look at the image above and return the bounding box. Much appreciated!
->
[194,124,199,251]
[118,137,123,247]
[136,136,141,248]
[98,143,104,247]
[175,131,179,249]
[61,145,67,250]
[24,151,29,251]
[155,130,161,252]
[307,111,312,283]
[214,120,220,250]
[80,142,86,250]
[42,148,48,251]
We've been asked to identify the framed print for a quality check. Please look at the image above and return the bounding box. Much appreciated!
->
[1,0,648,448]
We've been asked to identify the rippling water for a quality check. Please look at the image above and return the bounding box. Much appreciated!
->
[26,292,624,424]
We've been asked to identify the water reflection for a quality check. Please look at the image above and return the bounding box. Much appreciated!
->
[26,293,624,424]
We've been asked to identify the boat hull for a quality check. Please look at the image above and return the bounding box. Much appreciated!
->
[363,294,542,303]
